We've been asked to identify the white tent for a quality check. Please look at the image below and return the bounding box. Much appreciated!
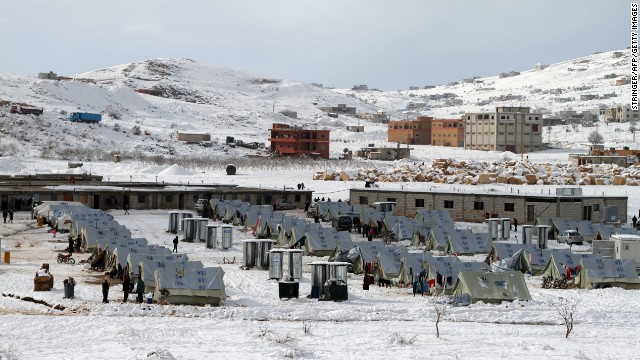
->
[154,265,225,306]
[575,258,640,289]
[452,271,532,304]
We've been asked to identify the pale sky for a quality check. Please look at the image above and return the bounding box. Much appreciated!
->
[0,0,631,90]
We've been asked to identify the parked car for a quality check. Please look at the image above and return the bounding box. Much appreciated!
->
[195,199,208,212]
[275,200,296,210]
[332,214,354,232]
[557,230,584,245]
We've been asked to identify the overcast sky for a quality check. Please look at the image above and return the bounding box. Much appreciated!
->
[0,1,631,90]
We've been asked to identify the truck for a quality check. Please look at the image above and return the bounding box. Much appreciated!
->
[10,104,43,115]
[69,112,102,123]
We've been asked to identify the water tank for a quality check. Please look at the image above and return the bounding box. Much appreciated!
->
[287,250,303,280]
[177,212,193,233]
[257,240,274,268]
[329,263,349,285]
[535,225,551,249]
[242,240,257,268]
[182,218,198,241]
[310,262,329,299]
[269,249,284,280]
[194,219,209,242]
[221,225,233,249]
[521,225,534,245]
[500,218,511,240]
[487,218,500,240]
[167,211,180,233]
[206,225,218,249]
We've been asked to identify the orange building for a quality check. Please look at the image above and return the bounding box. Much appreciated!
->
[269,123,330,159]
[430,118,464,147]
[387,116,433,144]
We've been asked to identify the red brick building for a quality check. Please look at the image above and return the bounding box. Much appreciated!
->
[387,116,433,145]
[269,123,330,159]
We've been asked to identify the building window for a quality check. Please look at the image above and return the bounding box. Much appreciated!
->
[138,194,146,203]
[444,200,454,208]
[165,194,173,202]
[387,197,397,202]
[415,199,425,207]
[474,201,484,210]
[359,196,368,205]
[593,204,600,212]
[193,195,199,202]
[244,194,251,202]
[504,203,515,212]
[532,124,539,132]
[295,194,301,202]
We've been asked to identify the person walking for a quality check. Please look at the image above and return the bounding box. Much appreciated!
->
[68,236,74,255]
[513,218,518,232]
[368,227,374,242]
[122,274,131,303]
[2,209,6,223]
[136,278,145,303]
[102,277,110,303]
[8,209,13,223]
[633,215,638,228]
[173,235,179,253]
[124,204,129,215]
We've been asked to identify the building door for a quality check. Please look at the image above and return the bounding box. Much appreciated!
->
[583,205,592,221]
[152,194,158,209]
[506,145,516,152]
[527,205,535,222]
[93,194,100,209]
[178,194,184,210]
[63,193,73,201]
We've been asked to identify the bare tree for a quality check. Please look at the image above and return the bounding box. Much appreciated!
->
[587,130,604,145]
[630,119,637,142]
[434,303,451,338]
[554,298,577,338]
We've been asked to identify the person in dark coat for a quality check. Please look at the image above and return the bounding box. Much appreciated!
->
[124,204,129,215]
[68,236,74,255]
[75,235,82,252]
[102,277,110,303]
[136,278,146,303]
[2,209,6,223]
[513,218,518,231]
[173,235,179,253]
[8,209,13,223]
[633,215,638,228]
[304,201,310,212]
[122,274,131,303]
[368,227,374,241]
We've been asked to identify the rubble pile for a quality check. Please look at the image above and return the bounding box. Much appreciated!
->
[314,159,640,186]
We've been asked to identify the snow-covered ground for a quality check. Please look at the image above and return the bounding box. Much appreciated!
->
[2,203,640,359]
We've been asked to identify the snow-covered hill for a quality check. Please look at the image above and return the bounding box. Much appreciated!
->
[0,50,632,160]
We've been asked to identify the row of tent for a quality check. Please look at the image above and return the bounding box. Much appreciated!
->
[536,217,639,241]
[488,242,640,289]
[35,201,226,306]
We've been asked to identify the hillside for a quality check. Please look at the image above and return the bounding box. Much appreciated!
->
[0,49,633,161]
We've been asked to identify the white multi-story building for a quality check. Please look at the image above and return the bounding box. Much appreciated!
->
[605,104,639,123]
[464,107,543,153]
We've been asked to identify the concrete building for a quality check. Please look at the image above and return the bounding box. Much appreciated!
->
[37,71,58,80]
[387,116,433,145]
[355,145,410,160]
[278,110,298,119]
[605,104,639,123]
[356,112,390,123]
[430,118,464,147]
[176,132,211,143]
[464,107,543,153]
[569,154,628,167]
[346,125,364,132]
[269,123,330,159]
[319,104,356,115]
[350,187,627,225]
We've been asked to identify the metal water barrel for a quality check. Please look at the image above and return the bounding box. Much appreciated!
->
[206,225,218,249]
[488,218,500,240]
[535,225,551,249]
[196,219,209,242]
[177,212,193,233]
[242,240,257,268]
[269,249,284,279]
[310,262,329,298]
[168,211,180,233]
[257,240,274,268]
[501,218,511,240]
[221,225,233,249]
[522,225,534,245]
[287,249,303,280]
[182,218,197,241]
[330,263,349,285]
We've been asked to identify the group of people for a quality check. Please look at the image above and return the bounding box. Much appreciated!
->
[296,183,305,190]
[101,273,147,304]
[2,208,14,223]
[361,220,383,241]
